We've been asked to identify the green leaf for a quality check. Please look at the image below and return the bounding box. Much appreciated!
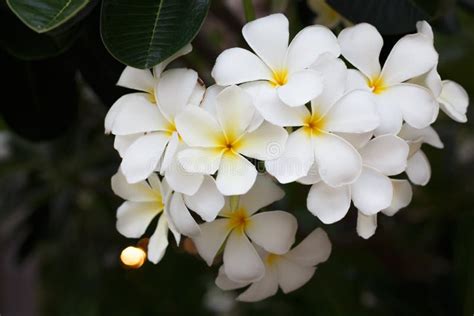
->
[327,0,430,35]
[6,0,90,33]
[100,0,210,69]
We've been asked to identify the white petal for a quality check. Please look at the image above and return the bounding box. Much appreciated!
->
[323,90,379,133]
[399,124,444,148]
[255,84,309,127]
[120,133,169,183]
[239,174,285,215]
[381,33,438,86]
[373,92,404,135]
[246,211,297,254]
[238,122,288,160]
[387,84,438,129]
[156,68,198,122]
[152,44,192,78]
[216,153,257,196]
[439,80,469,123]
[175,106,224,147]
[117,67,154,92]
[148,172,165,194]
[297,162,321,185]
[114,134,142,158]
[111,171,156,202]
[178,148,223,175]
[168,192,200,237]
[285,228,331,266]
[160,132,180,174]
[215,266,248,290]
[359,135,409,175]
[216,85,255,140]
[147,214,169,264]
[184,176,225,222]
[313,132,362,187]
[165,210,181,246]
[356,211,377,239]
[193,219,232,266]
[346,69,370,92]
[104,94,129,133]
[164,155,205,197]
[406,150,431,186]
[201,84,224,115]
[211,48,272,85]
[242,13,289,70]
[338,23,382,79]
[311,54,348,108]
[224,230,265,283]
[277,257,316,293]
[382,179,413,216]
[335,132,372,150]
[416,20,434,40]
[265,128,314,183]
[237,266,279,302]
[286,25,340,72]
[352,167,393,215]
[307,182,351,224]
[109,93,168,135]
[116,201,160,238]
[277,69,323,107]
[423,68,442,97]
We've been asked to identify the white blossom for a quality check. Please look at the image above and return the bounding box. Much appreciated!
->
[192,175,297,283]
[176,85,288,195]
[339,23,439,135]
[215,228,331,302]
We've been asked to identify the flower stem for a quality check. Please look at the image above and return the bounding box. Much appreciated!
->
[242,0,256,22]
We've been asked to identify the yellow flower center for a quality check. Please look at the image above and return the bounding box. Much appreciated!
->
[227,208,251,233]
[368,76,386,94]
[270,69,288,87]
[217,132,244,155]
[303,112,326,137]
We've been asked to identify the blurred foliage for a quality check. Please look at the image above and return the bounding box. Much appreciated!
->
[0,0,473,316]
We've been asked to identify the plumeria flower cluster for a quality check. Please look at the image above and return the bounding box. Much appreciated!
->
[105,14,469,301]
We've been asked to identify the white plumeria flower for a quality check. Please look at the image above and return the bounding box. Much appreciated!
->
[112,171,225,263]
[398,123,444,186]
[175,85,288,195]
[112,171,179,264]
[412,21,469,123]
[265,56,379,186]
[105,67,206,193]
[105,44,193,134]
[357,177,413,239]
[215,228,331,302]
[306,135,410,229]
[339,23,439,135]
[211,13,340,125]
[192,175,298,283]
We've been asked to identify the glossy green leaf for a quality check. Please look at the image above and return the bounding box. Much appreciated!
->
[101,0,210,69]
[7,0,90,33]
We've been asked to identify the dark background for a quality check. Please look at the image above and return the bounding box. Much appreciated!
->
[0,0,473,315]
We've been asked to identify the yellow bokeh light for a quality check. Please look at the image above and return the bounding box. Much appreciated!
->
[120,246,146,269]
